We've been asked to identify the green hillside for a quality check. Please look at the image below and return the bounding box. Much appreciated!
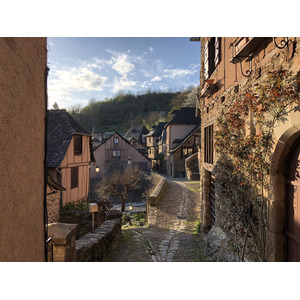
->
[67,88,198,133]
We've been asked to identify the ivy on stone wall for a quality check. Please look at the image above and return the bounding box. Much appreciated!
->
[214,70,300,261]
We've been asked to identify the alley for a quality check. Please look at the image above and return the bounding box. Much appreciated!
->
[104,175,206,262]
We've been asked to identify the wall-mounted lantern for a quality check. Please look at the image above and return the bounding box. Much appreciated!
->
[95,165,100,173]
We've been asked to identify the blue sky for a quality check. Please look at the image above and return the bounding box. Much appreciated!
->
[47,37,201,109]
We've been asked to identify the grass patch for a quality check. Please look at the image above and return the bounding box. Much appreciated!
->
[119,229,134,244]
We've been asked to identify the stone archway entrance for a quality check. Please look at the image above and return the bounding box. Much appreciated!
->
[268,125,300,261]
[285,138,300,261]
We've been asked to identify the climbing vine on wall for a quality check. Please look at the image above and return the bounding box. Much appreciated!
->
[214,70,300,261]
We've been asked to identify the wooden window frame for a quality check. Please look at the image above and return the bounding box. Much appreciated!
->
[204,37,221,80]
[74,135,82,155]
[112,150,121,159]
[71,167,79,189]
[204,125,214,164]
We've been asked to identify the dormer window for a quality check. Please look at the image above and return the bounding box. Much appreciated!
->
[74,135,82,155]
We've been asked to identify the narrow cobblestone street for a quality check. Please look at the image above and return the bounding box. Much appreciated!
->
[104,175,206,262]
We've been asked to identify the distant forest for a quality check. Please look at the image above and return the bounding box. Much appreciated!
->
[66,87,198,133]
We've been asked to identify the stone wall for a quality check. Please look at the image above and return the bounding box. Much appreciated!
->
[59,199,116,239]
[47,187,61,223]
[60,210,100,240]
[149,176,167,206]
[198,37,300,261]
[205,226,239,262]
[185,152,200,181]
[76,219,122,262]
[48,223,77,262]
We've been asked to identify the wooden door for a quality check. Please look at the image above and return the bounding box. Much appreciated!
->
[286,139,300,261]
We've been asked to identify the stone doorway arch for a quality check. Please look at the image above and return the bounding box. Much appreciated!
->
[267,125,300,261]
[285,137,300,261]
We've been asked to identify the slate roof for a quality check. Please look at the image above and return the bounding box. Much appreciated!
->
[168,107,200,125]
[128,137,148,150]
[157,128,166,145]
[46,109,91,168]
[123,125,149,144]
[145,122,167,137]
[172,138,184,144]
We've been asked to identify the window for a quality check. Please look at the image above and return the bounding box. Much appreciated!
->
[204,125,214,164]
[113,137,119,144]
[74,135,82,155]
[112,150,121,159]
[71,167,79,189]
[182,148,194,159]
[204,37,221,80]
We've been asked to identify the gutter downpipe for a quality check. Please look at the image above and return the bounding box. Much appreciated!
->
[44,66,50,262]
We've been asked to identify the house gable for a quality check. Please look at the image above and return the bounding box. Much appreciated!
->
[46,109,92,168]
[91,132,151,178]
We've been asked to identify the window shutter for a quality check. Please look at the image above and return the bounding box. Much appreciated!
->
[74,135,82,155]
[214,37,220,67]
[203,41,209,80]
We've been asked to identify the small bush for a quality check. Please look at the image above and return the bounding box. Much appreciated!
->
[194,220,202,234]
[63,199,89,211]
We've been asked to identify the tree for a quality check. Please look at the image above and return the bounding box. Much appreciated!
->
[96,164,151,212]
[183,86,199,107]
[52,102,59,109]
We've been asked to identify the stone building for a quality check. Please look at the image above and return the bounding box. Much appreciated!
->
[123,125,149,145]
[168,125,200,178]
[127,137,149,157]
[165,107,201,177]
[0,37,47,261]
[145,122,167,168]
[197,37,300,261]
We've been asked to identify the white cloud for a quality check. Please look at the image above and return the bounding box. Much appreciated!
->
[55,67,108,92]
[48,64,108,108]
[163,68,197,79]
[150,75,162,82]
[112,54,134,76]
[149,47,154,53]
[112,77,137,93]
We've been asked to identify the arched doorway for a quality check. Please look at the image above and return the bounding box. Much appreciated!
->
[268,125,300,261]
[285,138,300,261]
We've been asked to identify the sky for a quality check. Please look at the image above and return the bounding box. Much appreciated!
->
[47,37,201,109]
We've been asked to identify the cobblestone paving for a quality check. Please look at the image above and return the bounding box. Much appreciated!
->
[104,175,206,262]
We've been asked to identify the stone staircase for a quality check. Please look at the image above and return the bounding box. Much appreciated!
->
[185,152,200,181]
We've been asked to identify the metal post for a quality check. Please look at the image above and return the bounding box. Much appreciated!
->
[92,212,95,230]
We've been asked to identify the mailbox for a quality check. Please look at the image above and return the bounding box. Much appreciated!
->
[89,203,98,213]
